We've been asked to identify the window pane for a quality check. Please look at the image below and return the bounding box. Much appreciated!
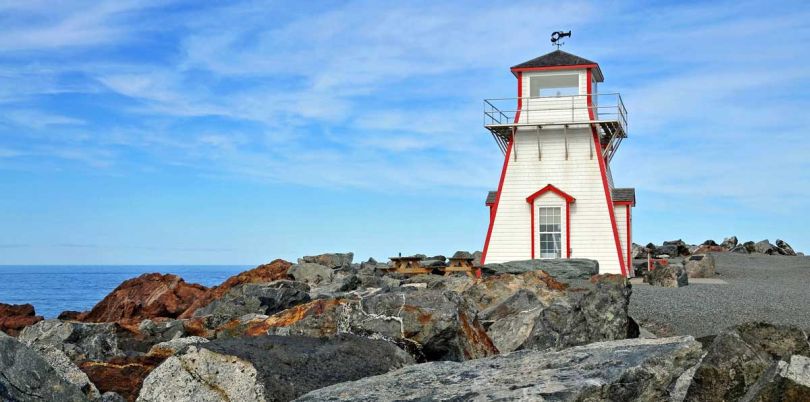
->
[538,207,562,258]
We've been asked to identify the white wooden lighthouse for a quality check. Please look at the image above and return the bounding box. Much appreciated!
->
[481,49,635,276]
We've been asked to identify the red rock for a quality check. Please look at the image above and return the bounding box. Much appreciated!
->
[692,245,727,254]
[0,303,43,336]
[179,259,292,318]
[78,273,208,323]
[80,355,166,402]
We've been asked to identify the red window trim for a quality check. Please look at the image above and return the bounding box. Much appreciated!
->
[526,185,575,259]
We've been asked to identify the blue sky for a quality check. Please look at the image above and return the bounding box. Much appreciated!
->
[1,0,808,265]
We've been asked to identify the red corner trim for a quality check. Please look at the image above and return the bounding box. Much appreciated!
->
[525,184,576,204]
[587,68,628,277]
[626,204,632,270]
[481,73,522,266]
[526,184,575,259]
[613,201,634,206]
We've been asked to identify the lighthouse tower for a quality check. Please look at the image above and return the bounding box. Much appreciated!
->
[481,49,634,276]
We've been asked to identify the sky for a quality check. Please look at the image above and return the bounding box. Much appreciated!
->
[0,0,808,265]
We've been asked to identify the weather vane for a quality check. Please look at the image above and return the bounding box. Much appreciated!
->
[551,31,571,49]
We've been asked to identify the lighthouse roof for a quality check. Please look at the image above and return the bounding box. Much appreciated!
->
[511,50,603,82]
[612,188,636,205]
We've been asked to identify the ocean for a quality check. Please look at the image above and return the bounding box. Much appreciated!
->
[0,265,251,319]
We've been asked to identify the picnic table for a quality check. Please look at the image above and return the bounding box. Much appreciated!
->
[442,257,477,277]
[388,256,432,275]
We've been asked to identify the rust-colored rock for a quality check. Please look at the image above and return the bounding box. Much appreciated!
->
[0,303,43,336]
[75,273,208,323]
[179,259,292,318]
[692,244,727,254]
[80,355,166,402]
[242,298,344,337]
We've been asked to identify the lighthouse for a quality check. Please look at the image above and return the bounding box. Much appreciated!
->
[481,48,634,276]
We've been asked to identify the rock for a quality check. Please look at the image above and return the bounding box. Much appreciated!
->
[297,336,703,402]
[192,281,311,328]
[451,250,473,259]
[137,334,413,402]
[481,258,599,280]
[246,288,498,362]
[743,354,810,401]
[702,239,719,246]
[685,322,810,401]
[777,239,798,256]
[684,254,716,278]
[0,334,88,401]
[632,243,647,259]
[755,239,780,255]
[59,310,84,320]
[73,273,208,323]
[691,244,727,254]
[148,336,209,357]
[662,239,692,256]
[400,274,474,293]
[288,262,334,285]
[19,319,125,361]
[644,261,688,287]
[472,251,483,266]
[80,355,166,402]
[461,271,633,353]
[100,392,127,402]
[27,343,101,399]
[721,235,739,250]
[298,252,354,270]
[0,302,44,336]
[179,259,292,319]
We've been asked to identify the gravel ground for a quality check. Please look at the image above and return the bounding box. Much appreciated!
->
[629,253,810,338]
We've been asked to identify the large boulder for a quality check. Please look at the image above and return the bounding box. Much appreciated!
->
[744,354,810,401]
[179,259,293,319]
[287,263,359,297]
[297,252,354,270]
[244,287,498,362]
[297,336,703,402]
[462,271,633,354]
[732,240,757,254]
[481,258,599,280]
[71,273,208,323]
[192,281,311,328]
[26,343,100,399]
[644,261,688,287]
[662,239,692,256]
[754,239,780,255]
[0,302,43,336]
[684,254,716,278]
[721,235,739,250]
[19,319,125,361]
[137,334,413,402]
[685,322,810,401]
[631,243,647,259]
[0,333,88,401]
[776,239,797,256]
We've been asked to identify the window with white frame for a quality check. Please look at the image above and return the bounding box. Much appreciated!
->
[538,207,562,258]
[529,74,579,97]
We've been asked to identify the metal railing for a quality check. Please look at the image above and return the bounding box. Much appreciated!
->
[483,93,627,134]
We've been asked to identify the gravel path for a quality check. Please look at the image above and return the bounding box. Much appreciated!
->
[629,253,810,338]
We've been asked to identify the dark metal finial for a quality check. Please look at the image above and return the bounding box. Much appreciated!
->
[551,31,572,49]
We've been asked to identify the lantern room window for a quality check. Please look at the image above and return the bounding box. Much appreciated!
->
[538,207,562,258]
[529,74,579,97]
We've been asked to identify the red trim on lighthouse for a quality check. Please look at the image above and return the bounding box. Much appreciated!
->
[586,68,628,276]
[526,184,575,259]
[481,72,523,266]
[626,204,632,270]
[511,64,599,75]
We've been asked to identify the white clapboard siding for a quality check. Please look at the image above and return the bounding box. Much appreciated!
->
[614,204,628,269]
[485,126,623,274]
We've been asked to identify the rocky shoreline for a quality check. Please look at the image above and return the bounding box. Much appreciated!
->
[1,251,808,401]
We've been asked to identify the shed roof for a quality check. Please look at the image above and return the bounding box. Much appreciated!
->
[485,191,497,205]
[511,50,603,82]
[612,188,636,205]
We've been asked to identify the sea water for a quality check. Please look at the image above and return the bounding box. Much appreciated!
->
[0,265,250,318]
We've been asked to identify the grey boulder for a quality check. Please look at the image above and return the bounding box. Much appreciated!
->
[137,334,412,402]
[685,322,810,401]
[0,334,88,401]
[684,254,716,278]
[296,336,703,402]
[776,239,797,256]
[754,239,780,255]
[721,235,739,250]
[481,258,599,281]
[18,319,124,361]
[297,252,353,270]
[27,343,100,399]
[193,281,311,328]
[288,263,358,296]
[644,261,688,287]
